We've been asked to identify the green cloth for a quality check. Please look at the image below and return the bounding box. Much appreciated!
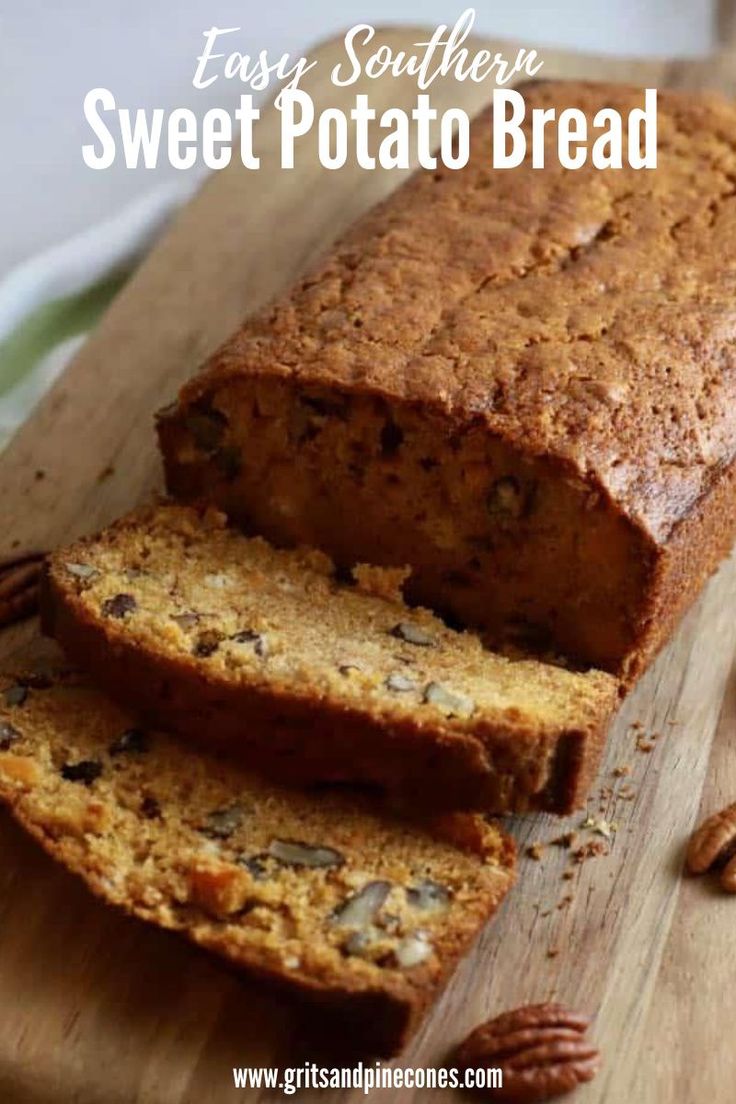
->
[0,271,129,400]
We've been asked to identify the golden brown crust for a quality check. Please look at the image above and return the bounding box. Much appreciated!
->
[623,447,736,681]
[0,668,514,1057]
[158,81,736,679]
[42,504,616,814]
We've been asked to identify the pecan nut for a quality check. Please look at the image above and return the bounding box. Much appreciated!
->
[455,1002,601,1103]
[0,552,45,629]
[686,802,736,892]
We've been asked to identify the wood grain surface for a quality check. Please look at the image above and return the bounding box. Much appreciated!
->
[1,28,735,1104]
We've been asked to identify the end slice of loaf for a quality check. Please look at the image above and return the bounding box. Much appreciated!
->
[42,503,618,814]
[0,668,514,1056]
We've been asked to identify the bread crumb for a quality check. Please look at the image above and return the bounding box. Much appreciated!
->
[526,842,545,860]
[580,814,615,838]
[612,764,632,777]
[572,841,608,863]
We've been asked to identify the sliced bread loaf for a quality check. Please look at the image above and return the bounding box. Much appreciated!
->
[0,668,514,1056]
[42,503,618,814]
[156,84,736,682]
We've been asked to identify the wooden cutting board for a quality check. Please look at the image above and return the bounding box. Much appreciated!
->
[2,27,736,1104]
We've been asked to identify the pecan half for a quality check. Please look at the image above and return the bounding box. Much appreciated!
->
[0,552,45,629]
[686,802,736,892]
[455,1003,601,1103]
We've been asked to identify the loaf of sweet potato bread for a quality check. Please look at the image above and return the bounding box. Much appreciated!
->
[0,668,514,1056]
[41,503,616,814]
[158,82,736,681]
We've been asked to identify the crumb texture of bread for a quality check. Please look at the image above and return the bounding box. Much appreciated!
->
[43,504,616,814]
[0,669,514,1056]
[157,82,736,681]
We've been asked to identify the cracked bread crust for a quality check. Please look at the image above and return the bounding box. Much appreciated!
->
[158,81,736,680]
[0,668,515,1057]
[41,504,616,815]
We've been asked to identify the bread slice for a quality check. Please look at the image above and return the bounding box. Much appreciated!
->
[0,667,514,1056]
[42,503,618,814]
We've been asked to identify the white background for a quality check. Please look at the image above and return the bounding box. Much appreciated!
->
[0,0,719,279]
